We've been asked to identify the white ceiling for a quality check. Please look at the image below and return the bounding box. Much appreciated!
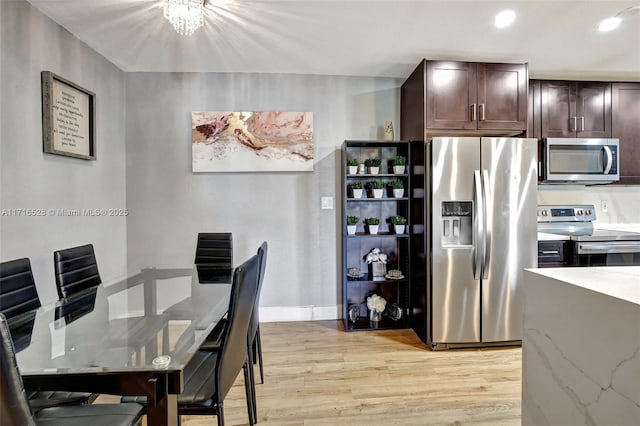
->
[26,0,640,80]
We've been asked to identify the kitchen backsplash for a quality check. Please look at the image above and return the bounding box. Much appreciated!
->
[537,185,640,224]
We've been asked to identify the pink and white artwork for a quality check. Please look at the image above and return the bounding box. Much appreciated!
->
[192,111,314,172]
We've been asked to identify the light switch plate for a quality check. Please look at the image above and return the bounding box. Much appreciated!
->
[321,196,333,210]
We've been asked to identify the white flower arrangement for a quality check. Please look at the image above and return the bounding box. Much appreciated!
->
[365,248,387,264]
[366,294,387,313]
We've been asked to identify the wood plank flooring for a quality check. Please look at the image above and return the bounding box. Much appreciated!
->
[98,320,522,425]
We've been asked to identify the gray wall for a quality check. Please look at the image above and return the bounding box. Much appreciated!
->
[125,73,400,311]
[0,0,127,304]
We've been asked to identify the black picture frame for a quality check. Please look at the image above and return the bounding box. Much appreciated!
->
[41,71,96,160]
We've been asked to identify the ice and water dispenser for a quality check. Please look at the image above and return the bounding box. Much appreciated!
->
[441,201,472,246]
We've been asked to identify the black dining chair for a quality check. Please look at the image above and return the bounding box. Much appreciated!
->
[53,244,102,300]
[123,253,261,426]
[200,241,267,422]
[0,258,96,409]
[0,313,145,426]
[194,233,233,266]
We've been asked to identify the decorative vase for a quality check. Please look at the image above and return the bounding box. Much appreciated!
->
[368,224,379,235]
[352,188,363,198]
[393,165,405,174]
[368,166,380,175]
[370,261,386,279]
[358,164,365,174]
[372,189,383,198]
[348,304,360,323]
[393,188,404,198]
[348,166,358,174]
[347,225,357,235]
[394,224,406,235]
[384,121,394,141]
[369,309,382,326]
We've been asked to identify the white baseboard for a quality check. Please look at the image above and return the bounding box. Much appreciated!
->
[259,305,341,322]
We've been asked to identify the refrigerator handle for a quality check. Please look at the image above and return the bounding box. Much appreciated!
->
[481,170,491,280]
[472,170,484,280]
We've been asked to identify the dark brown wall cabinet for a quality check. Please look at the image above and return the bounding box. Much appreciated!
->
[540,80,612,138]
[401,59,528,138]
[611,82,640,184]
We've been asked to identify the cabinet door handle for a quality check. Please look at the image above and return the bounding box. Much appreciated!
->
[470,104,477,122]
[479,104,485,121]
[580,116,585,132]
[571,116,577,132]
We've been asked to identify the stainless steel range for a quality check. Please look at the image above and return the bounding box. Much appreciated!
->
[537,204,640,267]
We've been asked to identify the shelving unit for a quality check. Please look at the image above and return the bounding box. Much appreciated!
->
[341,140,411,331]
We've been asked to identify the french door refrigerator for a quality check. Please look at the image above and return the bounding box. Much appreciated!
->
[420,137,537,350]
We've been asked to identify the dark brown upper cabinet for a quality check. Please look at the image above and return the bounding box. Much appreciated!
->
[423,60,527,131]
[611,82,640,184]
[540,80,612,138]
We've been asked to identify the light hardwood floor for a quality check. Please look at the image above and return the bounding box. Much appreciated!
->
[99,321,522,425]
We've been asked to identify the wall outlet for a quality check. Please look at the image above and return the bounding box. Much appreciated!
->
[602,200,608,213]
[321,196,333,210]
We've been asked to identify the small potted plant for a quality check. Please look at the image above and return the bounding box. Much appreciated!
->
[389,179,404,198]
[364,158,381,174]
[367,180,385,198]
[365,217,380,235]
[350,181,364,198]
[347,158,359,174]
[393,156,406,174]
[390,215,407,234]
[346,215,359,235]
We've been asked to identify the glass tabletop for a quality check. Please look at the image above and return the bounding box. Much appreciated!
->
[13,266,232,376]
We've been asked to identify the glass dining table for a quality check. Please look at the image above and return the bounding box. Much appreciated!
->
[11,265,232,426]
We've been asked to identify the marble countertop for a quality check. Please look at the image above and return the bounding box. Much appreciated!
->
[526,266,640,306]
[595,223,640,233]
[537,232,569,241]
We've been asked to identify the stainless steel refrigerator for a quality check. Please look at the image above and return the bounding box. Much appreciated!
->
[422,137,537,350]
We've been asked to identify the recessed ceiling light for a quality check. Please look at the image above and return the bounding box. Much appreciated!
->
[495,10,516,28]
[598,5,640,32]
[598,16,621,32]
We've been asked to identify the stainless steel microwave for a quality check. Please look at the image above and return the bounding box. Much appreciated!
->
[542,138,619,184]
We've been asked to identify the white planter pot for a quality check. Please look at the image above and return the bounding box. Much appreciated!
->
[393,165,406,174]
[393,188,404,198]
[347,225,357,235]
[348,166,358,174]
[368,166,379,175]
[372,189,383,198]
[352,188,363,198]
[368,225,379,235]
[394,224,406,235]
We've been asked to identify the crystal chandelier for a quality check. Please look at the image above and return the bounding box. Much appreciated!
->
[163,0,204,36]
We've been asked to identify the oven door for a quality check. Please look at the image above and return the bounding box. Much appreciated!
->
[575,241,640,266]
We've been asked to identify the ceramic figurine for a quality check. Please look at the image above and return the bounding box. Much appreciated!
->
[384,121,394,141]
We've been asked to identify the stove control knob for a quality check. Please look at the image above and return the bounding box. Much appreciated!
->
[541,210,548,217]
[577,209,583,215]
[586,209,592,215]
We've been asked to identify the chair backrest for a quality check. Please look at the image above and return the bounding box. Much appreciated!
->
[194,233,233,266]
[0,313,36,425]
[53,244,102,300]
[215,253,260,401]
[0,258,41,320]
[249,242,268,338]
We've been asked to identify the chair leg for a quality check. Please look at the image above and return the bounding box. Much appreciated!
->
[243,362,255,426]
[256,326,264,384]
[217,401,224,426]
[247,343,257,422]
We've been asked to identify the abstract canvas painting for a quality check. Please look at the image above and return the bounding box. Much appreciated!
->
[192,111,314,172]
